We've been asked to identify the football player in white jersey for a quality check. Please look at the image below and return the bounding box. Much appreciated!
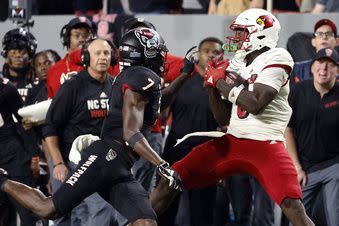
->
[150,8,315,226]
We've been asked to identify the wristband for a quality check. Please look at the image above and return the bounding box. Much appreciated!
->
[53,162,65,168]
[125,132,144,149]
[228,84,245,104]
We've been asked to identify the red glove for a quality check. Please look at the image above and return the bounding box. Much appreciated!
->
[204,59,229,87]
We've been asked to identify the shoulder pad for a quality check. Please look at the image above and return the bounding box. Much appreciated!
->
[265,48,294,66]
[123,66,161,92]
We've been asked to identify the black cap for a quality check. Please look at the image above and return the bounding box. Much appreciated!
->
[312,48,339,66]
[67,16,94,31]
[314,19,337,36]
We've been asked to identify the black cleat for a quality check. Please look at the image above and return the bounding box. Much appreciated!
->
[0,168,9,191]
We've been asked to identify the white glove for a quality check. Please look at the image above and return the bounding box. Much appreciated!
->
[157,162,183,191]
[69,134,100,164]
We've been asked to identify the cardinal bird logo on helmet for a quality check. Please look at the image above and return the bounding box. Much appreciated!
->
[135,28,160,59]
[256,15,274,29]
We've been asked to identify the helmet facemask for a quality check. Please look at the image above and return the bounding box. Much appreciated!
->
[225,26,253,52]
[224,9,280,54]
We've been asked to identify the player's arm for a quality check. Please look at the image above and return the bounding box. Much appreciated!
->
[161,47,197,110]
[206,86,231,127]
[122,89,164,166]
[216,80,277,115]
[123,89,182,190]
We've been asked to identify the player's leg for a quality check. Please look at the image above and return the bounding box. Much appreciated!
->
[0,169,57,219]
[109,179,157,226]
[0,139,113,220]
[150,176,180,215]
[150,136,229,214]
[281,198,314,226]
[236,138,314,226]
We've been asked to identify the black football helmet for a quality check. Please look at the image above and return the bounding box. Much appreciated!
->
[119,28,168,75]
[1,28,37,58]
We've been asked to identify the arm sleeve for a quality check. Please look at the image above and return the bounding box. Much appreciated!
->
[164,54,184,83]
[42,81,76,138]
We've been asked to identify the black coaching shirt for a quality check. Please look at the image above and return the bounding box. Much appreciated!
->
[43,70,113,160]
[163,73,218,164]
[101,66,161,142]
[25,79,48,106]
[288,80,339,173]
[0,77,23,138]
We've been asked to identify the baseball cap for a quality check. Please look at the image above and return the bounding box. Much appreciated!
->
[67,16,94,31]
[312,48,339,66]
[314,19,337,36]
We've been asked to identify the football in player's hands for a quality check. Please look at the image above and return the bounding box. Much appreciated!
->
[224,70,246,87]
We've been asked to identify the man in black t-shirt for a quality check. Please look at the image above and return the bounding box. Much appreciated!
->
[0,28,182,226]
[42,38,115,226]
[285,48,339,226]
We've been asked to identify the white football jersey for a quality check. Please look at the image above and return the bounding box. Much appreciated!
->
[227,48,294,141]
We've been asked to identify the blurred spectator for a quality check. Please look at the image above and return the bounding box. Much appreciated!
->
[289,19,339,86]
[285,48,339,226]
[182,0,209,13]
[108,0,181,14]
[33,0,74,15]
[300,0,316,12]
[312,0,339,12]
[208,0,250,15]
[0,0,8,21]
[74,0,103,16]
[90,13,135,47]
[45,49,61,63]
[250,0,299,12]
